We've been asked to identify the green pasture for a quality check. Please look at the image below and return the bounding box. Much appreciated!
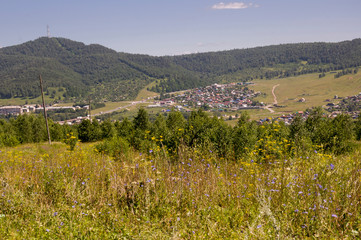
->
[134,81,159,101]
[251,71,361,113]
[0,87,67,106]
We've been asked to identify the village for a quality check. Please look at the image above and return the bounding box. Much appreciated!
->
[1,87,361,125]
[324,93,361,119]
[0,105,89,115]
[0,105,90,124]
[150,82,263,112]
[263,93,361,125]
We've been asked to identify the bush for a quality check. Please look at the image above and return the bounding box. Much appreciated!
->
[63,132,78,151]
[94,136,130,160]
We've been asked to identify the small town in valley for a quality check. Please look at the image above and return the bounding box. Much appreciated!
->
[156,82,263,112]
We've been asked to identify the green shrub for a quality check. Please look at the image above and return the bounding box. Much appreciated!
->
[94,136,130,160]
[63,132,78,151]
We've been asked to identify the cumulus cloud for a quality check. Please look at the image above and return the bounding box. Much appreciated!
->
[212,2,257,10]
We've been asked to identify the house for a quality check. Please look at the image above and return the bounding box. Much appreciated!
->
[0,106,22,115]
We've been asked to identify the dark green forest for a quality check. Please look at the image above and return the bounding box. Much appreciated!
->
[1,37,361,101]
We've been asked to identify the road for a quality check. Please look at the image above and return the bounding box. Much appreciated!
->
[272,84,280,105]
[263,84,280,113]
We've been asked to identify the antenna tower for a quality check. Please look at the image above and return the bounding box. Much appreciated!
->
[47,25,50,38]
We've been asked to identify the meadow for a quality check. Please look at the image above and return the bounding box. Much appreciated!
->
[251,71,361,114]
[1,135,360,239]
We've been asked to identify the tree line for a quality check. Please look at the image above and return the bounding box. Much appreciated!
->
[1,108,360,160]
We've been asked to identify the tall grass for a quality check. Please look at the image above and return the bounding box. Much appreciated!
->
[0,141,360,239]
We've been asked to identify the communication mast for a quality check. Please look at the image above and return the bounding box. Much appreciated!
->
[47,25,50,38]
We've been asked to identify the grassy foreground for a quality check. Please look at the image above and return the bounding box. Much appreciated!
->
[0,142,361,239]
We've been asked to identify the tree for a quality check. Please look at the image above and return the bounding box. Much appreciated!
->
[305,107,331,150]
[233,115,258,159]
[115,118,134,141]
[133,108,150,131]
[289,114,311,153]
[78,119,92,142]
[13,114,33,143]
[78,119,102,142]
[330,114,354,154]
[101,119,115,139]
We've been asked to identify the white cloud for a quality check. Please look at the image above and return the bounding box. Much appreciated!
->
[212,2,256,10]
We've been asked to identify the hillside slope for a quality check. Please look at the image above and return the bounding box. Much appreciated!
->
[1,37,361,102]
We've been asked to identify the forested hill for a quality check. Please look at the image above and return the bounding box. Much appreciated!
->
[0,37,192,101]
[171,39,361,74]
[1,37,361,101]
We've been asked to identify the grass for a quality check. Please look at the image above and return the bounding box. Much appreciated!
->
[0,95,54,106]
[91,102,132,115]
[135,81,159,101]
[53,102,75,107]
[1,138,361,239]
[250,71,361,114]
[107,103,161,120]
[0,87,67,106]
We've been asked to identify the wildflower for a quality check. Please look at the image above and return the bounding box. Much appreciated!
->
[332,214,337,218]
[53,212,58,216]
[257,225,262,228]
[330,163,335,170]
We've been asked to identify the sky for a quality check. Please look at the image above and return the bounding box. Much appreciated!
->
[1,0,361,56]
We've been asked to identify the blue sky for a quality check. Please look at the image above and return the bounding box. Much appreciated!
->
[1,0,360,56]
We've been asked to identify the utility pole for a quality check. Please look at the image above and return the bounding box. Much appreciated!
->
[39,75,51,144]
[47,25,50,38]
[88,97,92,122]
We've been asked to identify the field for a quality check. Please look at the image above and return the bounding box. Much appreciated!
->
[0,87,66,106]
[1,139,361,239]
[134,81,159,101]
[251,71,361,114]
[91,102,132,115]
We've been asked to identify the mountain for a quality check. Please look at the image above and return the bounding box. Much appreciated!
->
[1,37,361,102]
[0,37,161,101]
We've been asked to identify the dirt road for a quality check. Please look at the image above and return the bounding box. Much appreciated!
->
[263,84,280,113]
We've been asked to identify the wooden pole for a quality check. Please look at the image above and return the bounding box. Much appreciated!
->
[39,75,51,144]
[88,97,92,122]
